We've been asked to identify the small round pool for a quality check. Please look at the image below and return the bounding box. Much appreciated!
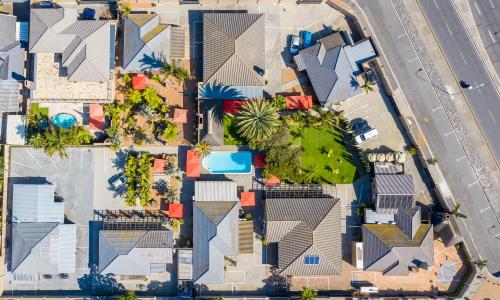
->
[51,113,77,129]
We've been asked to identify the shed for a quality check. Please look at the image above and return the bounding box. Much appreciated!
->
[186,150,200,178]
[285,95,313,110]
[6,114,25,145]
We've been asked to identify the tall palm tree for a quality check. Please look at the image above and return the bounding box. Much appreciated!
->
[474,259,488,271]
[119,2,131,18]
[361,79,374,93]
[234,100,280,142]
[159,60,173,82]
[171,60,191,81]
[194,141,212,158]
[451,203,467,218]
[300,287,318,300]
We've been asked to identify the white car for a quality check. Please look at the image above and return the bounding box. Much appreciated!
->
[290,35,300,55]
[355,128,379,144]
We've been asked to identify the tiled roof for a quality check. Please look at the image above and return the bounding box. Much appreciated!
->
[203,13,265,86]
[375,174,415,195]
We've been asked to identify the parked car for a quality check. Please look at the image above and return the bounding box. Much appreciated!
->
[290,35,301,55]
[350,118,369,134]
[109,173,127,190]
[39,1,54,8]
[301,31,312,49]
[355,128,379,144]
[459,80,472,90]
[82,8,96,20]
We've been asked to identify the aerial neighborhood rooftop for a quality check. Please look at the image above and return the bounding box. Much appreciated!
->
[0,0,497,298]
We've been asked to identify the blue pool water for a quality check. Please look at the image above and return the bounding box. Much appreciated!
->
[51,113,77,129]
[202,151,253,174]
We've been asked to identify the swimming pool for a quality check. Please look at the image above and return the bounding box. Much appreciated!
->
[202,151,253,174]
[52,113,77,129]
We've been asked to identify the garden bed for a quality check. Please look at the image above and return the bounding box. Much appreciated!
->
[223,115,246,145]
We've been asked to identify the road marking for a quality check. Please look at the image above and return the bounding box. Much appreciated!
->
[408,57,419,63]
[488,110,496,124]
[433,0,440,9]
[456,155,467,162]
[468,180,479,187]
[397,33,406,39]
[489,0,495,8]
[488,30,496,43]
[444,22,453,36]
[444,131,454,137]
[459,52,468,65]
[480,206,490,213]
[474,2,482,15]
[432,106,443,112]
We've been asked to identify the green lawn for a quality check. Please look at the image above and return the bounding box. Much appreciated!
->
[31,103,48,118]
[291,125,357,184]
[223,115,246,145]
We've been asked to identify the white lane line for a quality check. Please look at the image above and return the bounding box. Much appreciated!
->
[397,33,406,39]
[444,131,454,137]
[433,0,440,8]
[489,110,496,124]
[456,155,467,162]
[489,0,495,9]
[459,52,468,65]
[408,57,419,63]
[480,206,491,213]
[432,105,444,112]
[488,30,496,43]
[444,22,453,36]
[468,180,479,187]
[474,2,482,15]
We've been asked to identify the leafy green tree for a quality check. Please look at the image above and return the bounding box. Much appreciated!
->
[126,89,143,105]
[30,126,92,158]
[300,287,318,300]
[119,2,131,18]
[119,291,137,300]
[272,95,286,110]
[361,79,374,93]
[142,87,163,110]
[194,141,212,158]
[162,122,178,142]
[474,259,488,271]
[234,100,280,142]
[171,218,184,229]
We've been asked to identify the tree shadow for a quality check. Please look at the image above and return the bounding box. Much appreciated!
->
[139,52,164,71]
[77,266,124,296]
[260,267,290,296]
[198,83,244,100]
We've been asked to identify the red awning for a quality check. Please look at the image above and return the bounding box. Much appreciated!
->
[168,203,184,218]
[265,175,280,186]
[285,95,313,110]
[89,103,105,131]
[152,158,167,173]
[253,153,266,169]
[173,108,188,123]
[240,191,256,207]
[186,150,201,178]
[131,75,146,90]
[223,100,245,113]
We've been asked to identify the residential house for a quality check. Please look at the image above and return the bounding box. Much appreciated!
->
[198,12,265,99]
[372,165,415,214]
[122,13,185,71]
[10,184,76,274]
[295,32,377,107]
[192,181,239,284]
[29,7,115,102]
[362,207,434,275]
[264,185,342,276]
[0,13,24,112]
[98,230,174,275]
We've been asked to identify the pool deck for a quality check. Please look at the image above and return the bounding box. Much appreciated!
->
[38,102,87,126]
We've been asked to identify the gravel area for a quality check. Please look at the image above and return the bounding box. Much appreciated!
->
[391,0,500,214]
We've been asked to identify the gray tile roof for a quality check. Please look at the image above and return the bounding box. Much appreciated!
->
[198,99,224,146]
[198,83,263,100]
[295,33,376,107]
[0,79,20,112]
[0,14,23,112]
[265,196,342,276]
[0,14,18,49]
[122,14,185,71]
[99,230,173,275]
[374,174,415,214]
[12,184,64,223]
[203,13,265,86]
[29,8,112,82]
[11,223,76,274]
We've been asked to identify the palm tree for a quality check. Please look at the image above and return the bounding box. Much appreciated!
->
[234,100,280,142]
[119,291,137,300]
[451,203,467,218]
[171,60,191,81]
[361,79,374,93]
[161,122,178,142]
[119,2,131,18]
[159,59,174,82]
[474,259,488,271]
[300,287,318,300]
[194,141,212,158]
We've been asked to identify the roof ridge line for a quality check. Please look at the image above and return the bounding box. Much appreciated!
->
[203,16,235,83]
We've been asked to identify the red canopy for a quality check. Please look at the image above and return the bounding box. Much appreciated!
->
[168,203,184,218]
[223,100,245,113]
[285,95,313,110]
[240,191,255,207]
[265,175,280,186]
[89,103,105,131]
[152,158,167,173]
[173,108,188,123]
[186,150,201,178]
[253,153,266,169]
[131,75,146,90]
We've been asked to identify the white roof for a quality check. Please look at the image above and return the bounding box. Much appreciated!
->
[6,114,25,145]
[12,184,64,223]
[194,181,238,202]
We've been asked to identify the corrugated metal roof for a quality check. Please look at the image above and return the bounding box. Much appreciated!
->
[198,83,263,100]
[375,174,415,195]
[16,22,29,42]
[203,13,265,86]
[0,80,20,112]
[178,249,193,280]
[194,181,238,202]
[6,114,25,145]
[345,39,377,74]
[56,224,77,273]
[0,14,17,49]
[12,184,64,223]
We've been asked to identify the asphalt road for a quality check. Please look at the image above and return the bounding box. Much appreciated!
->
[356,0,500,276]
[469,0,500,79]
[420,0,500,164]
